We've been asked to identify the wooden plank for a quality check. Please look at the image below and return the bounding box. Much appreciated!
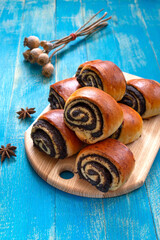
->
[0,0,24,141]
[0,1,25,237]
[55,1,88,80]
[131,1,160,238]
[136,0,160,67]
[1,0,160,239]
[82,0,159,239]
[25,72,160,197]
[53,1,107,239]
[0,0,57,239]
[103,186,157,240]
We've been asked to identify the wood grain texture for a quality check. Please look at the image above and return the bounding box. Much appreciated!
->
[25,72,160,198]
[0,0,24,141]
[0,0,57,239]
[54,2,107,239]
[133,1,160,239]
[1,0,160,239]
[104,1,160,238]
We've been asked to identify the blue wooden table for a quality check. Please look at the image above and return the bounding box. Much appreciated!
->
[0,0,160,239]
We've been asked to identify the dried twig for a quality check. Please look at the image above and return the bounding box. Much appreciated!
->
[23,9,111,77]
[48,10,111,60]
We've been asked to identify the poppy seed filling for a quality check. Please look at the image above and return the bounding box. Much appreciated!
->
[77,154,120,192]
[119,85,146,116]
[31,119,67,159]
[48,88,65,109]
[77,69,103,90]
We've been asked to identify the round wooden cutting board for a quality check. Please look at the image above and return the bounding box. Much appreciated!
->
[25,73,160,198]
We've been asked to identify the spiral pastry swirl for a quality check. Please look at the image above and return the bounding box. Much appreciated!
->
[65,99,103,140]
[64,87,123,144]
[31,119,67,158]
[31,110,83,159]
[75,60,102,77]
[76,61,126,101]
[119,79,160,119]
[48,88,65,109]
[76,139,135,192]
[77,69,103,89]
[77,154,119,192]
[48,77,80,110]
[119,85,146,116]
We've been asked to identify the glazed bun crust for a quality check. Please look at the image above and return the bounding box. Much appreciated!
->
[128,79,160,118]
[50,77,80,101]
[75,60,102,77]
[39,110,83,156]
[64,87,123,144]
[78,61,126,101]
[117,103,143,144]
[76,138,135,192]
[78,60,102,69]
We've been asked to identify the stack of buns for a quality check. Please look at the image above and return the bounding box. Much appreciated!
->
[31,60,160,193]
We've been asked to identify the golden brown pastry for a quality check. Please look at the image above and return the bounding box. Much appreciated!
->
[119,78,160,119]
[76,138,135,192]
[76,60,126,101]
[64,87,123,144]
[48,77,81,109]
[110,103,143,144]
[75,60,102,77]
[31,110,83,159]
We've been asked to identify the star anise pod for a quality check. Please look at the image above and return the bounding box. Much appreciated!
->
[0,144,17,163]
[16,107,36,119]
